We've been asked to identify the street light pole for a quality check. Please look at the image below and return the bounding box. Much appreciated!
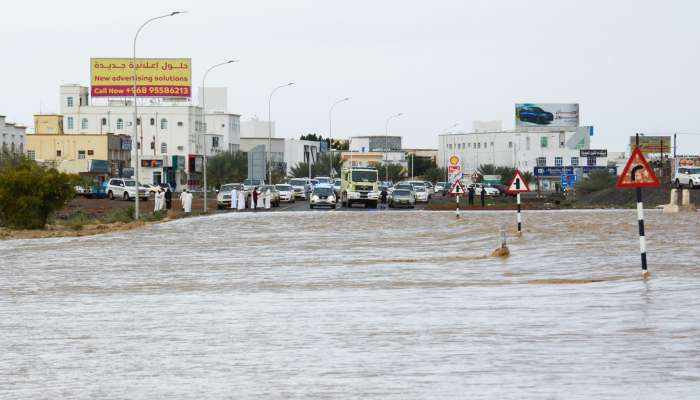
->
[384,112,403,182]
[268,82,294,184]
[329,97,350,178]
[201,59,238,213]
[132,11,184,220]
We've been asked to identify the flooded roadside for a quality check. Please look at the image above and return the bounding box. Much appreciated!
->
[1,210,699,398]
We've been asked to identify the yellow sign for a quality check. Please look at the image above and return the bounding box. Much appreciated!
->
[449,155,460,166]
[90,58,191,97]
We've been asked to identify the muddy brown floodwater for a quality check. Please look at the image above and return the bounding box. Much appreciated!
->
[1,210,699,399]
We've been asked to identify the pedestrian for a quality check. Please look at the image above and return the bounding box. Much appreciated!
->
[264,188,272,210]
[153,189,161,212]
[380,187,388,210]
[480,186,486,207]
[468,186,475,206]
[164,186,172,210]
[231,186,238,210]
[180,188,193,213]
[159,188,167,211]
[252,187,259,211]
[237,188,246,211]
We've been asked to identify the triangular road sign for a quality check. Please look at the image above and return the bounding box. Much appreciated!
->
[507,169,531,193]
[449,180,466,196]
[616,147,660,188]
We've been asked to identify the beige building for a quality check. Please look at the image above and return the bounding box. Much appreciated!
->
[27,114,131,177]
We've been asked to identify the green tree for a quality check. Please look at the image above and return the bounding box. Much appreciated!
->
[575,170,615,195]
[380,163,406,183]
[205,151,247,188]
[0,156,79,229]
[423,167,447,184]
[288,152,344,179]
[406,154,435,177]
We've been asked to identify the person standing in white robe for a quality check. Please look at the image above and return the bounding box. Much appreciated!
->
[180,189,192,213]
[153,189,161,212]
[264,188,272,209]
[230,187,238,210]
[237,189,245,211]
[159,189,167,211]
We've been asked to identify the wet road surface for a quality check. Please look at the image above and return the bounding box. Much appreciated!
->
[1,210,699,399]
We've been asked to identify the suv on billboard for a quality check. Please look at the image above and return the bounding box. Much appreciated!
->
[673,157,700,189]
[517,105,554,125]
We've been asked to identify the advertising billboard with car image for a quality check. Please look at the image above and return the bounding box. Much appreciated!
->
[515,103,579,127]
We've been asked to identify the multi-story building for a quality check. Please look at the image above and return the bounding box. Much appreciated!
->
[1,114,27,154]
[59,84,240,188]
[241,116,275,139]
[438,110,610,191]
[27,114,132,181]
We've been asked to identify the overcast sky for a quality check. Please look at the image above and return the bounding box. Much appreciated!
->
[2,0,700,153]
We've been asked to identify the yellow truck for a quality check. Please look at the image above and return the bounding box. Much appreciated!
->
[340,167,380,208]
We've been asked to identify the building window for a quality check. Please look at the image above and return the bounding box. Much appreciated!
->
[490,141,494,147]
[67,117,74,130]
[116,118,124,130]
[537,157,546,167]
[508,141,513,148]
[447,144,452,149]
[177,145,184,151]
[468,143,471,148]
[81,118,88,130]
[78,150,86,159]
[160,118,168,129]
[67,97,73,107]
[56,150,62,157]
[137,118,141,126]
[477,143,481,149]
[27,150,35,160]
[587,156,597,166]
[559,132,566,148]
[177,121,183,127]
[555,156,563,166]
[571,157,579,166]
[87,150,94,156]
[540,136,548,148]
[101,118,107,126]
[150,118,155,126]
[160,143,167,154]
[212,136,219,148]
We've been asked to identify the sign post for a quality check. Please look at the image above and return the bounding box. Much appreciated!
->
[449,180,466,219]
[506,169,531,236]
[616,134,661,277]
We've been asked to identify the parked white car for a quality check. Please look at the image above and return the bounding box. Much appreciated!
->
[275,184,296,203]
[288,178,309,199]
[468,183,500,196]
[674,167,700,189]
[106,178,148,201]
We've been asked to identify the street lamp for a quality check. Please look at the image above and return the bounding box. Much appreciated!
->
[268,82,294,184]
[132,11,185,220]
[442,123,459,182]
[201,59,238,213]
[384,112,403,182]
[329,97,350,178]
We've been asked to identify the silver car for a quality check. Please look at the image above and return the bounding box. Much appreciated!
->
[389,189,415,208]
[275,184,296,203]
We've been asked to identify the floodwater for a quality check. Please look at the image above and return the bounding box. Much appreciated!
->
[1,210,699,399]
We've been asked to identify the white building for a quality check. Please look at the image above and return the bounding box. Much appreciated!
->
[239,137,320,176]
[438,124,609,191]
[1,115,27,154]
[241,116,275,139]
[59,84,240,189]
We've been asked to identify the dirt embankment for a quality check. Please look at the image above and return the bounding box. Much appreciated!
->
[0,220,148,240]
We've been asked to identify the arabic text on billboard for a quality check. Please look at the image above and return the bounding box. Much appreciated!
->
[630,136,672,154]
[91,58,191,98]
[515,103,579,128]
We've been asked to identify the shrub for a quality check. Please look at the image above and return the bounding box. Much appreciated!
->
[0,157,79,229]
[101,206,135,224]
[576,170,616,195]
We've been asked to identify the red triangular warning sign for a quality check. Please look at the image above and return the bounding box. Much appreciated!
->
[616,147,660,188]
[449,180,466,196]
[507,169,531,193]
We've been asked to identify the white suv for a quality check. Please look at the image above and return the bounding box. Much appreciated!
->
[106,178,148,201]
[674,167,700,189]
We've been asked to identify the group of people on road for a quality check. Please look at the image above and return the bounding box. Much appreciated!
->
[153,187,172,212]
[229,186,273,211]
